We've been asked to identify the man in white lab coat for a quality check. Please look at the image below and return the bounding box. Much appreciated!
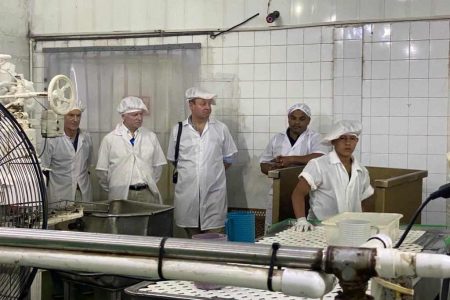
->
[291,120,374,231]
[259,103,329,230]
[41,101,93,209]
[96,96,166,203]
[167,87,238,238]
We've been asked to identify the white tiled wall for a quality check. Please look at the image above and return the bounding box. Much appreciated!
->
[197,27,335,208]
[30,0,450,35]
[33,19,450,224]
[361,21,449,225]
[0,0,29,76]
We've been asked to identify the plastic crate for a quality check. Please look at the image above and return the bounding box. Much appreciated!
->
[228,207,265,238]
[321,212,403,246]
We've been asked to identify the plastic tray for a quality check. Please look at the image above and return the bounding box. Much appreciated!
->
[321,212,403,246]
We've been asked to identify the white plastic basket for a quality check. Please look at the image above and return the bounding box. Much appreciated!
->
[321,212,403,246]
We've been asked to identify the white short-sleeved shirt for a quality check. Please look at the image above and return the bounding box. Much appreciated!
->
[299,150,374,221]
[259,128,328,163]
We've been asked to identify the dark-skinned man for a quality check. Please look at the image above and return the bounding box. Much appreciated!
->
[260,103,329,231]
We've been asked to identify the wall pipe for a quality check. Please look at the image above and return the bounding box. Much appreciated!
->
[29,17,450,42]
[29,39,34,81]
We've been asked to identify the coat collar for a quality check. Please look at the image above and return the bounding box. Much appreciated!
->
[328,150,363,172]
[281,127,311,139]
[183,116,216,126]
[113,123,142,136]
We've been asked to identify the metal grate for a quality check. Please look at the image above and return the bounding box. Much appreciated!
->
[258,227,425,253]
[134,279,353,300]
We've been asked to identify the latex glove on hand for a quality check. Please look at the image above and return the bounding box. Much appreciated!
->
[293,217,314,232]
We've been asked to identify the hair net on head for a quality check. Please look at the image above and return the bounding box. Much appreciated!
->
[185,87,216,104]
[69,100,85,113]
[117,96,148,114]
[323,120,362,142]
[287,103,311,118]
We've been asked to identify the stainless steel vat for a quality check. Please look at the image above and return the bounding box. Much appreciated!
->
[82,199,174,237]
[59,199,174,290]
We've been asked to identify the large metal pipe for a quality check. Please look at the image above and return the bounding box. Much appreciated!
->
[0,228,323,269]
[6,228,450,299]
[0,245,336,298]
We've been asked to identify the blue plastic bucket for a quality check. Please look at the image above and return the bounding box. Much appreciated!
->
[226,211,255,243]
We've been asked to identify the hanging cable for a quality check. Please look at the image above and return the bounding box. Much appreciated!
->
[395,183,450,248]
[210,13,260,39]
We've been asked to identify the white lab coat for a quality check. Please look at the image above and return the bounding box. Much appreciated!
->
[96,124,166,202]
[259,128,328,163]
[299,150,374,221]
[167,118,237,230]
[41,131,93,207]
[259,128,329,227]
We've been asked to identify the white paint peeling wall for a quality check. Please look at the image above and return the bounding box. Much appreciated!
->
[28,0,450,225]
[0,0,29,77]
[30,0,450,35]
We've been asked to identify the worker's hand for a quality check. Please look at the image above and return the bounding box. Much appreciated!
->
[269,159,283,170]
[274,156,294,168]
[293,217,314,232]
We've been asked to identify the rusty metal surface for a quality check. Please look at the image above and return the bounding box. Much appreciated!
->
[324,246,377,300]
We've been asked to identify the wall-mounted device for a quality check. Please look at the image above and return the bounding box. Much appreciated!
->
[266,11,280,23]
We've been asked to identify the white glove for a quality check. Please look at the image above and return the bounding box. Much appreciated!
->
[293,217,314,232]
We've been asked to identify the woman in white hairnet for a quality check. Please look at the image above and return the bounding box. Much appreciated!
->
[291,120,374,231]
[167,87,237,238]
[41,101,93,208]
[259,103,329,231]
[96,96,166,203]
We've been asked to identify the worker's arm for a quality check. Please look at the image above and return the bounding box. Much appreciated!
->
[292,176,312,218]
[361,167,375,212]
[276,153,323,167]
[96,169,109,192]
[260,161,283,175]
[223,154,235,170]
[96,138,111,192]
[361,197,372,212]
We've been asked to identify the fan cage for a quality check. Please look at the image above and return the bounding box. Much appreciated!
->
[0,103,47,299]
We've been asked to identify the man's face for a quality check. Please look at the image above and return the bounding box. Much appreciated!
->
[189,98,212,119]
[64,109,82,132]
[122,111,144,132]
[332,134,359,158]
[288,109,310,136]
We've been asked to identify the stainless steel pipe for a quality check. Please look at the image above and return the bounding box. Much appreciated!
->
[0,228,323,269]
[0,244,336,298]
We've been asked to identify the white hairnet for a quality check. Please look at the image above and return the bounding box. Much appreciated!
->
[323,120,362,142]
[287,103,311,118]
[185,87,216,104]
[0,54,11,60]
[69,99,85,113]
[117,96,148,114]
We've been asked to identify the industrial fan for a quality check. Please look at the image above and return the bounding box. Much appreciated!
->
[0,102,47,299]
[0,54,74,299]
